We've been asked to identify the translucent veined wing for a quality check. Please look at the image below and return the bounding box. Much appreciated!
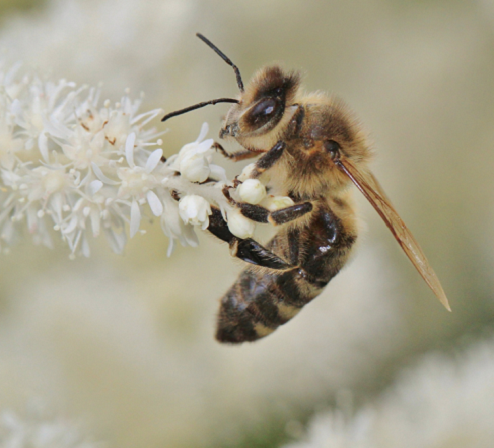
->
[335,157,451,311]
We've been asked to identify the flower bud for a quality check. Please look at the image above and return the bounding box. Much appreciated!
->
[237,179,266,205]
[260,195,295,211]
[180,153,210,183]
[227,208,255,239]
[178,194,212,229]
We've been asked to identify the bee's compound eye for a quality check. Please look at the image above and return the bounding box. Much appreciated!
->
[324,139,341,159]
[250,98,278,124]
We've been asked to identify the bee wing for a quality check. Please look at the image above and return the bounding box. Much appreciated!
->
[335,158,451,311]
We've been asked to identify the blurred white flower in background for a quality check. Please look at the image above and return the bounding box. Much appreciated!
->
[0,0,198,100]
[0,410,101,448]
[284,337,494,448]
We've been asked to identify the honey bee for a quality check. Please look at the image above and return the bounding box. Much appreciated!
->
[162,34,450,344]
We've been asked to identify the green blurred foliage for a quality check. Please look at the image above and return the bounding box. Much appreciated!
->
[0,0,43,15]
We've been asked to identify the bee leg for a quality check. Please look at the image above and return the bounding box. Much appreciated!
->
[270,203,313,225]
[207,206,294,270]
[207,206,236,244]
[212,142,261,162]
[231,239,294,270]
[238,202,313,225]
[249,140,286,178]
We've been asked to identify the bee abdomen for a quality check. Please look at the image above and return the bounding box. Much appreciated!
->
[215,269,315,343]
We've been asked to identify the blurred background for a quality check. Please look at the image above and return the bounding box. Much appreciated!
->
[0,0,493,446]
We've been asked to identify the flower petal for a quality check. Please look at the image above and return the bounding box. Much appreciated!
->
[166,238,175,257]
[209,164,227,182]
[90,208,100,237]
[146,190,163,216]
[81,235,91,257]
[10,98,22,120]
[38,132,49,163]
[196,138,214,154]
[145,148,163,173]
[130,199,141,237]
[196,122,209,142]
[88,180,103,195]
[104,227,127,254]
[62,216,78,235]
[125,132,136,167]
[91,162,119,185]
[182,224,199,247]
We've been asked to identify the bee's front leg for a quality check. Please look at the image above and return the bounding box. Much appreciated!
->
[212,142,262,162]
[207,206,294,270]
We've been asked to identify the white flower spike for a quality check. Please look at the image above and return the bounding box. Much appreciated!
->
[0,63,270,257]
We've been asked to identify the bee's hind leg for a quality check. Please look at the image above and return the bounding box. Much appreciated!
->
[207,206,294,271]
[221,182,313,226]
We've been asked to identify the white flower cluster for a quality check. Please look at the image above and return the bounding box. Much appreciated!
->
[0,62,296,258]
[283,338,494,448]
[0,63,209,257]
[0,410,101,448]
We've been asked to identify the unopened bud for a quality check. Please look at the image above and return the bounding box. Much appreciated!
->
[260,195,295,211]
[178,195,212,229]
[180,154,210,183]
[237,179,266,205]
[227,208,256,239]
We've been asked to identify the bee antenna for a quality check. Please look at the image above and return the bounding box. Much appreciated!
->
[196,33,244,92]
[161,98,239,122]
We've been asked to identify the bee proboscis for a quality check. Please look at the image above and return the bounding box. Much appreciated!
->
[162,33,450,344]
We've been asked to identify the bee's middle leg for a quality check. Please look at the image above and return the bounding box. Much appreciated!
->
[249,140,286,178]
[207,206,294,270]
[238,202,313,225]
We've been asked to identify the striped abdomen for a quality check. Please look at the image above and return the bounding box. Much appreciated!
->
[216,203,356,343]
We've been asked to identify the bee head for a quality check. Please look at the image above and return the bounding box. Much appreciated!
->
[220,66,301,145]
[161,35,301,152]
